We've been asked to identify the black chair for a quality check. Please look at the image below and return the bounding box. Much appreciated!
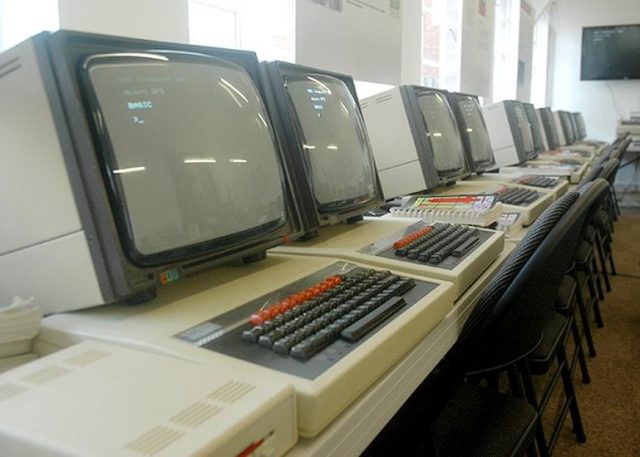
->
[425,189,590,457]
[452,181,609,456]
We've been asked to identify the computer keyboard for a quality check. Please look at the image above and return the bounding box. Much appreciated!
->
[393,223,479,262]
[273,219,505,298]
[515,175,560,188]
[500,163,586,183]
[495,187,539,205]
[241,268,416,360]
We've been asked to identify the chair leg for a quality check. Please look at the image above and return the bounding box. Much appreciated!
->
[558,347,587,443]
[515,361,550,457]
[574,285,597,357]
[585,274,604,328]
[593,234,612,292]
[591,256,605,300]
[570,318,591,384]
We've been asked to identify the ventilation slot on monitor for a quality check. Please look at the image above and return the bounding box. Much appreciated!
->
[20,365,70,386]
[0,57,21,80]
[170,402,222,428]
[208,380,256,404]
[375,93,394,104]
[63,349,110,367]
[0,383,27,402]
[125,425,185,456]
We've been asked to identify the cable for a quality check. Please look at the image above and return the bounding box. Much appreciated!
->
[604,81,625,118]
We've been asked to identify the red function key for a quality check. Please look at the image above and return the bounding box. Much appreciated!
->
[392,226,433,250]
[249,275,343,325]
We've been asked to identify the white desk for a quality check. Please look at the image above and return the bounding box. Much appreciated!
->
[33,243,515,457]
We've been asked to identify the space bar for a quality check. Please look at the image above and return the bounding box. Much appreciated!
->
[340,297,407,342]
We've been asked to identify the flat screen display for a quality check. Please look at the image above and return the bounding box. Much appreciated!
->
[416,92,466,178]
[455,96,494,170]
[82,52,287,264]
[581,24,640,80]
[283,74,377,210]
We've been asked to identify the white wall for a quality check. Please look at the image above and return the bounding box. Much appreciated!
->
[549,0,640,141]
[58,0,189,43]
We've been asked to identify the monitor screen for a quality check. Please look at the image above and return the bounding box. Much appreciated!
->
[283,74,377,211]
[581,24,640,80]
[81,52,287,265]
[511,103,535,159]
[451,94,495,172]
[415,91,467,179]
[522,103,545,154]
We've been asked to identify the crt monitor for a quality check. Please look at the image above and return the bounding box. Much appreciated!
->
[558,111,577,145]
[538,107,561,149]
[408,87,469,185]
[0,31,294,314]
[446,91,496,174]
[522,102,547,154]
[260,61,383,237]
[482,100,536,166]
[572,112,587,140]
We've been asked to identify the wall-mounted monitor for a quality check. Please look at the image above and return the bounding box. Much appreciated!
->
[261,61,383,237]
[0,31,295,314]
[581,24,640,81]
[446,92,496,174]
[361,85,467,199]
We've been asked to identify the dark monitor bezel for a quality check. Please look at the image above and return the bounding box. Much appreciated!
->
[522,102,546,155]
[41,30,295,303]
[503,100,537,163]
[259,61,384,235]
[446,91,496,174]
[558,111,577,145]
[572,112,587,140]
[401,85,470,185]
[538,107,560,150]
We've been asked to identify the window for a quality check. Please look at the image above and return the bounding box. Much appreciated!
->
[492,0,519,101]
[421,0,461,91]
[188,0,295,62]
[530,8,550,107]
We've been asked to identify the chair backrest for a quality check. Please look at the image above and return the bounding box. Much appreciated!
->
[453,179,610,371]
[610,138,631,161]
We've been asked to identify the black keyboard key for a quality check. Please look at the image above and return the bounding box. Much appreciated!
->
[340,297,407,342]
[452,236,480,257]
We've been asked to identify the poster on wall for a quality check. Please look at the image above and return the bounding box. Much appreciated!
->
[296,0,402,84]
[460,0,495,101]
[516,0,534,101]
